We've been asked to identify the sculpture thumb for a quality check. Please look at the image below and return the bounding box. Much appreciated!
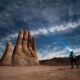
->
[0,42,13,66]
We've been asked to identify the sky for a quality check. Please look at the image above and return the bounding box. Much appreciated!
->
[0,0,80,60]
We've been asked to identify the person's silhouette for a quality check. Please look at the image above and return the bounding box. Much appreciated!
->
[69,51,79,69]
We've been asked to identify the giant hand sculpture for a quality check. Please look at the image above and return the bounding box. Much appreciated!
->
[12,29,39,66]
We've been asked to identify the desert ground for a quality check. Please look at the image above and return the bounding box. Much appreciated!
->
[0,66,80,80]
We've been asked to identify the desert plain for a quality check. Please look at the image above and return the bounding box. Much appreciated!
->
[0,65,80,80]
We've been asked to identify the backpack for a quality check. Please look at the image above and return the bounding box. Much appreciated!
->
[72,54,76,59]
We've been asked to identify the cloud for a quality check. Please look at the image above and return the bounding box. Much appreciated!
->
[31,20,80,36]
[31,28,48,36]
[69,0,80,15]
[0,20,80,42]
[1,33,18,42]
[38,46,80,60]
[74,48,80,54]
[38,50,67,60]
[49,20,80,32]
[38,47,67,60]
[0,44,6,59]
[0,0,80,60]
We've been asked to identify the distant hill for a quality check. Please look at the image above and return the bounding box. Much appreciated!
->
[40,55,80,66]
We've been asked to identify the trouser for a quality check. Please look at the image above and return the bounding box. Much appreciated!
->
[71,59,79,69]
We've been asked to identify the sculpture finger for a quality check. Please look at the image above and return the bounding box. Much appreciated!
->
[32,37,38,58]
[12,29,23,57]
[16,29,23,45]
[32,37,36,51]
[22,30,28,53]
[28,32,32,48]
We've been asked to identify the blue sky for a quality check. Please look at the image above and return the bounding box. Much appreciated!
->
[0,0,80,60]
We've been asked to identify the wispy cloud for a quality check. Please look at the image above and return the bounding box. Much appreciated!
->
[1,33,18,42]
[1,20,80,42]
[31,20,80,36]
[0,44,6,59]
[38,47,67,60]
[38,46,80,60]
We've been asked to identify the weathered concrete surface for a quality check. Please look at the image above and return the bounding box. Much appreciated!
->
[12,29,39,66]
[0,29,39,66]
[0,66,80,80]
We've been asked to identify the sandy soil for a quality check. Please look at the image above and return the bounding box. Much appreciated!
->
[0,66,80,80]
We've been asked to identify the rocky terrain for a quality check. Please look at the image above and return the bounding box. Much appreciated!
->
[40,55,80,66]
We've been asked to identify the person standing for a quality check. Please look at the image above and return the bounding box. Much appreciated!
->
[69,51,79,69]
